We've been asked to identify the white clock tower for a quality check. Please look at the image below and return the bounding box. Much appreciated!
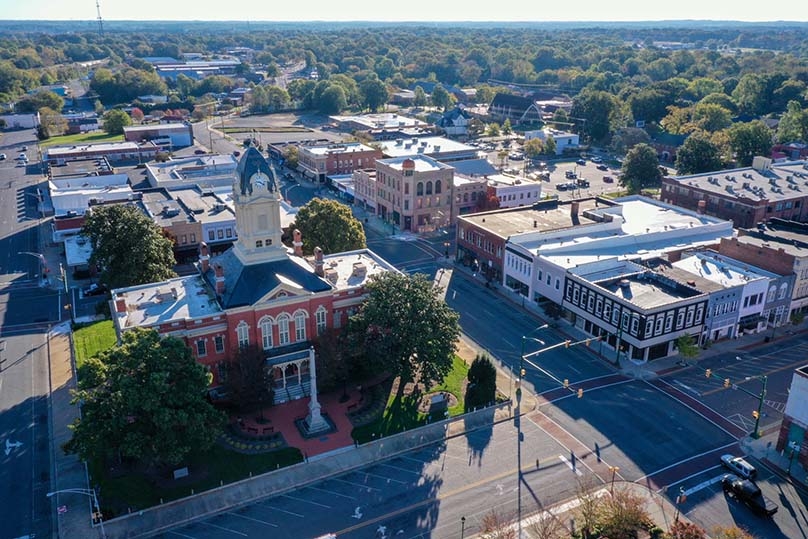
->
[231,147,287,264]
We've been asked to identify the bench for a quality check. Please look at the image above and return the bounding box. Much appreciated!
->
[262,426,274,435]
[247,427,259,435]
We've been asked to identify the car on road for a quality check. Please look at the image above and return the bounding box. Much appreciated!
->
[590,156,603,163]
[721,473,778,516]
[21,145,28,151]
[194,149,207,155]
[83,283,108,297]
[721,454,757,479]
[509,152,525,160]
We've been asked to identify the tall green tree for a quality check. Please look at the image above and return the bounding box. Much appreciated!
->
[776,100,808,143]
[15,90,64,113]
[727,120,773,166]
[101,108,132,135]
[413,86,428,108]
[430,83,454,111]
[64,328,226,467]
[675,132,724,174]
[288,198,366,255]
[465,353,497,411]
[346,272,460,394]
[620,143,662,193]
[359,76,388,112]
[317,85,347,114]
[224,344,274,419]
[82,204,177,289]
[38,106,67,137]
[570,89,618,142]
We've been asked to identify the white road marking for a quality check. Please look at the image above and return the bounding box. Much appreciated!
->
[673,380,701,397]
[363,471,406,484]
[305,485,355,501]
[228,511,279,527]
[282,493,332,507]
[199,521,248,536]
[558,455,583,476]
[259,504,304,517]
[376,462,423,475]
[331,477,380,491]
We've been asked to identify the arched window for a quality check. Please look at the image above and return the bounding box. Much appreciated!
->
[463,193,469,202]
[416,182,424,196]
[767,286,776,302]
[779,283,789,299]
[471,191,477,201]
[277,314,290,345]
[435,180,442,194]
[315,307,327,335]
[294,310,307,341]
[259,316,273,350]
[426,181,433,195]
[236,321,249,349]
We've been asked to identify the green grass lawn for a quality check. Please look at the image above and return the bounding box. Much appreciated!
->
[73,320,117,373]
[352,356,469,443]
[40,131,123,148]
[91,445,303,516]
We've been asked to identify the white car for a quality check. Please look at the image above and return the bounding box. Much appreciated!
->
[720,454,757,479]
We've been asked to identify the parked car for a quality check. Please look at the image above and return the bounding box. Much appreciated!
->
[576,178,590,188]
[721,474,778,516]
[83,283,108,297]
[590,156,603,163]
[21,145,28,151]
[576,158,586,165]
[603,175,614,183]
[597,164,609,171]
[721,454,757,479]
[194,149,207,155]
[565,170,577,179]
[556,183,569,191]
[0,153,6,160]
[509,152,525,160]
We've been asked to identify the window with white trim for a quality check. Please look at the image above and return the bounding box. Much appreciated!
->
[236,321,249,349]
[278,315,290,345]
[214,335,225,354]
[196,339,207,357]
[295,311,306,341]
[316,307,327,335]
[260,317,273,350]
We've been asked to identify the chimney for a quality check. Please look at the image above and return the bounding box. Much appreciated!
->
[199,241,210,272]
[293,229,303,257]
[214,264,226,295]
[314,246,324,277]
[115,298,127,313]
[570,201,580,217]
[697,199,706,214]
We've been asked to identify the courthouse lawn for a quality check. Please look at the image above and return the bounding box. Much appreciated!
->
[352,355,468,444]
[73,319,117,373]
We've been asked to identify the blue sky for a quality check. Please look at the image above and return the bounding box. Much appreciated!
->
[0,0,804,22]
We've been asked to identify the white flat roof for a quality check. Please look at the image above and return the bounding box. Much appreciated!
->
[617,196,724,234]
[377,154,451,172]
[64,235,93,267]
[673,252,775,287]
[304,142,375,156]
[379,136,474,158]
[113,275,223,329]
[320,249,399,290]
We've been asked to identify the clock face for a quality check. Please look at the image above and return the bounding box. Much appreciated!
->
[251,172,269,187]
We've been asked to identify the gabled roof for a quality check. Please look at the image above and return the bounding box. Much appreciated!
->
[490,93,536,110]
[203,249,332,309]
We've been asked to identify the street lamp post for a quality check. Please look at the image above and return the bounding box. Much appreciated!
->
[19,251,48,280]
[47,487,106,539]
[609,466,620,494]
[673,486,686,523]
[460,516,466,539]
[516,324,549,538]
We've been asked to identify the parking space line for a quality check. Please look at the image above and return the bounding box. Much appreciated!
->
[229,511,279,528]
[305,485,355,500]
[282,493,332,508]
[362,470,407,484]
[376,462,424,475]
[199,521,249,536]
[166,530,198,538]
[331,476,381,491]
[258,503,305,517]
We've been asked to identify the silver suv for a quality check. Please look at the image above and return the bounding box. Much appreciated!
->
[721,454,757,479]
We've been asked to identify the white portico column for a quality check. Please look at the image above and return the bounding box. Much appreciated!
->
[305,346,329,433]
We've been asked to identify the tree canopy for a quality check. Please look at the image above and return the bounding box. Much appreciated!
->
[82,204,177,289]
[288,198,366,255]
[620,143,662,193]
[64,328,226,467]
[675,131,724,175]
[345,272,461,392]
[101,108,132,135]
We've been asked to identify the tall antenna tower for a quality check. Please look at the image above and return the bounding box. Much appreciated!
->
[96,0,104,35]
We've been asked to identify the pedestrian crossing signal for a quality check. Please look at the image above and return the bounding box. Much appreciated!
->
[724,378,731,388]
[577,388,583,398]
[752,410,759,419]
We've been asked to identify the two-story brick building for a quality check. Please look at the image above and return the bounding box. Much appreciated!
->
[297,142,382,183]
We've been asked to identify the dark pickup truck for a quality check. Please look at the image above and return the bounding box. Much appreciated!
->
[721,474,778,517]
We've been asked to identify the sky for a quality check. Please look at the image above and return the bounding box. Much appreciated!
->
[0,0,805,23]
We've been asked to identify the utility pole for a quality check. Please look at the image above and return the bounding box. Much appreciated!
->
[95,0,104,35]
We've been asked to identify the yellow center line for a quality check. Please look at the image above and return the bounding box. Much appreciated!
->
[332,466,519,536]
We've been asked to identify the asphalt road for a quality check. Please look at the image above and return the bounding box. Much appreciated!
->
[0,127,55,539]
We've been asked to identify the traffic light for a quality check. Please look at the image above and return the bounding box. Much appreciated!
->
[577,388,584,398]
[563,379,569,388]
[724,378,731,388]
[585,339,591,347]
[705,369,712,378]
[752,410,759,419]
[520,368,526,377]
[565,340,571,348]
